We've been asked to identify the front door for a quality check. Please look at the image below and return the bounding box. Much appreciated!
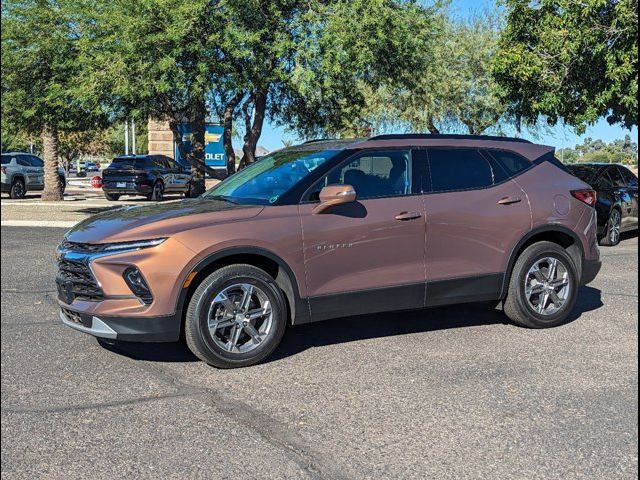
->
[300,149,426,321]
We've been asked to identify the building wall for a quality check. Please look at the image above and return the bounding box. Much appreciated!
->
[147,119,175,159]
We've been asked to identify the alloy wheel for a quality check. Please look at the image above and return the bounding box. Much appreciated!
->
[206,283,273,353]
[608,210,621,244]
[524,257,572,316]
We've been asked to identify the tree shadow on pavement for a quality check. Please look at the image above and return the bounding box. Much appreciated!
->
[97,286,602,364]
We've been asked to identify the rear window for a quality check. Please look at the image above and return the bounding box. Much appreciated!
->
[428,148,494,192]
[567,165,601,184]
[1,155,10,165]
[110,157,148,169]
[486,150,531,176]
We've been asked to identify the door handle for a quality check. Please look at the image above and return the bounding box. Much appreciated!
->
[395,211,422,221]
[497,196,522,205]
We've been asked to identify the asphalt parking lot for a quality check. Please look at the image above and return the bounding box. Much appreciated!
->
[1,226,638,479]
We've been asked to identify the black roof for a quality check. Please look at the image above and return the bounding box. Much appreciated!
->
[369,133,532,143]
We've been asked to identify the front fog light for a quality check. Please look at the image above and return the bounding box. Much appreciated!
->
[123,267,153,304]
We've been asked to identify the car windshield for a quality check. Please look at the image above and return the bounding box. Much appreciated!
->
[204,149,339,205]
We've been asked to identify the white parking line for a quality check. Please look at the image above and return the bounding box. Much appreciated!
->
[1,220,78,228]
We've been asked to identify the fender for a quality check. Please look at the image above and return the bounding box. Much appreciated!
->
[500,224,585,299]
[174,246,310,325]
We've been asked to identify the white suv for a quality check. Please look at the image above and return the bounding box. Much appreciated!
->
[1,152,66,199]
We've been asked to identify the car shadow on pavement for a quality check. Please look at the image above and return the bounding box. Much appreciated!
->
[96,286,603,365]
[267,286,604,363]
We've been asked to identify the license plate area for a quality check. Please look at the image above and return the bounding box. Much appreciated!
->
[116,182,127,188]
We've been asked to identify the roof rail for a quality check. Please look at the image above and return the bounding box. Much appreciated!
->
[369,133,532,144]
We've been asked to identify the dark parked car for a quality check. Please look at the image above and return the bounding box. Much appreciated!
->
[567,163,638,246]
[102,154,195,201]
[58,135,601,368]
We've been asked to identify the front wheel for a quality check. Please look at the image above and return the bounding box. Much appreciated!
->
[104,192,120,201]
[503,241,578,329]
[599,209,622,247]
[184,265,287,368]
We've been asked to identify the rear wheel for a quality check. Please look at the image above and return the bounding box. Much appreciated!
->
[184,264,287,368]
[104,192,120,201]
[9,178,26,199]
[148,181,164,201]
[599,208,622,247]
[503,241,578,329]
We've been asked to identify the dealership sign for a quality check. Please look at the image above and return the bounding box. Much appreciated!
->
[175,124,226,169]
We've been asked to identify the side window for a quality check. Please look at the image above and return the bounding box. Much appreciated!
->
[16,156,31,167]
[607,167,626,188]
[618,166,638,187]
[1,155,11,165]
[595,171,614,188]
[486,150,531,177]
[310,150,412,201]
[428,148,494,193]
[29,156,44,167]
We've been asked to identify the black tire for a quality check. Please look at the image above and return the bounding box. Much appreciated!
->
[59,176,66,196]
[184,264,287,368]
[9,178,26,199]
[599,208,622,247]
[104,192,120,201]
[148,181,164,201]
[503,241,579,329]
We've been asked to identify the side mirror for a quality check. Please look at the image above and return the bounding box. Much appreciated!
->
[312,184,357,214]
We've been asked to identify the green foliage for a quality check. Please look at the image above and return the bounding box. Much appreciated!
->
[1,0,105,135]
[493,0,638,132]
[561,135,638,165]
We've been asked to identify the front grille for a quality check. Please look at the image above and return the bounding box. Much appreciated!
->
[57,258,104,302]
[59,240,105,253]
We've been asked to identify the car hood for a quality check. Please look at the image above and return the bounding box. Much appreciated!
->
[65,199,264,244]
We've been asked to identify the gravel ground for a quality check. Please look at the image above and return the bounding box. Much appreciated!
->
[1,227,637,479]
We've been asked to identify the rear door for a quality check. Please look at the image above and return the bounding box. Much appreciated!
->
[299,149,426,320]
[422,148,532,306]
[27,155,45,187]
[162,156,190,192]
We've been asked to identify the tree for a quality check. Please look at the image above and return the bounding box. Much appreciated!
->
[275,0,445,139]
[493,0,638,133]
[1,0,105,200]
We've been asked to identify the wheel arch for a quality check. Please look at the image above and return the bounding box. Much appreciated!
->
[175,247,308,331]
[501,225,584,299]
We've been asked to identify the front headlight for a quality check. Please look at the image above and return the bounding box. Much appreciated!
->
[102,238,167,252]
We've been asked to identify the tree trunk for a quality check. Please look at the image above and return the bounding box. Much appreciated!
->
[239,88,268,169]
[223,92,244,176]
[426,114,440,134]
[41,124,63,201]
[188,100,207,195]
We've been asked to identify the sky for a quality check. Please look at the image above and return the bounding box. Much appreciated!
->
[244,0,638,153]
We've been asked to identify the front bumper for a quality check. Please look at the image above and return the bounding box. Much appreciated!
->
[580,258,602,286]
[60,307,180,342]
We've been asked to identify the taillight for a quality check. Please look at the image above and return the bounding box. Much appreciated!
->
[571,189,597,207]
[1,166,6,174]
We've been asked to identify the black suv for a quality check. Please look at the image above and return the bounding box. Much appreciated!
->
[102,155,194,201]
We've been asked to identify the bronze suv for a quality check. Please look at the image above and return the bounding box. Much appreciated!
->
[57,135,602,368]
